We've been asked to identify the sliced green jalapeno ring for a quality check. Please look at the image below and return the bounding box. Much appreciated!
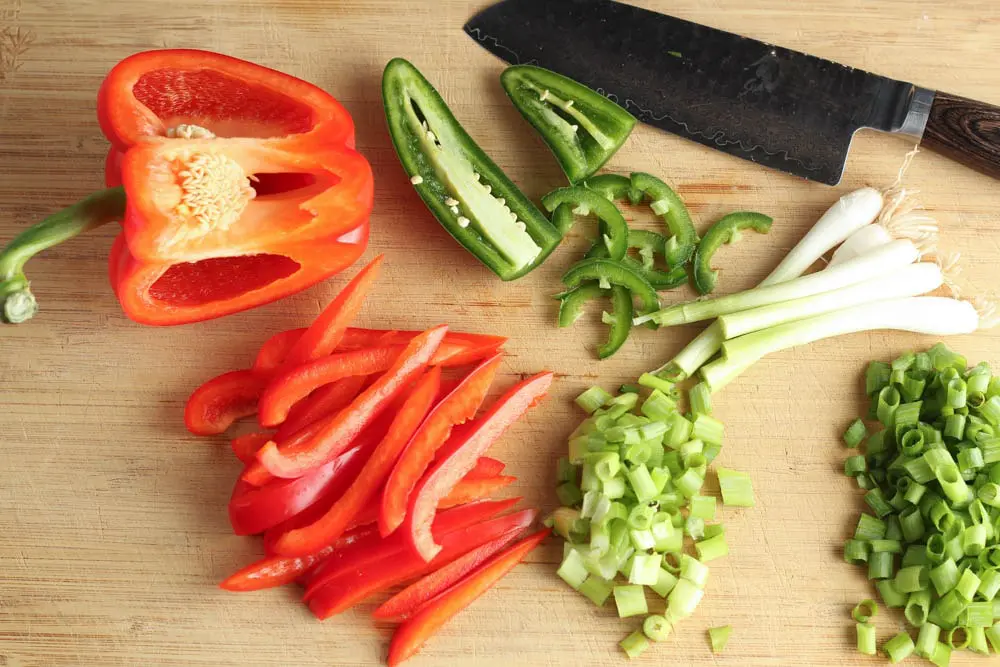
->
[583,173,643,205]
[692,212,774,295]
[383,58,563,281]
[630,172,698,268]
[585,229,687,290]
[542,186,629,262]
[555,281,634,359]
[500,65,637,184]
[561,258,660,316]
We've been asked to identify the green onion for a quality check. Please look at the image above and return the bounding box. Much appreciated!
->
[643,614,672,642]
[619,384,641,394]
[852,599,878,623]
[865,488,895,517]
[557,550,589,590]
[578,576,614,606]
[717,467,754,507]
[857,622,877,656]
[845,539,869,564]
[877,578,909,608]
[986,622,1000,652]
[930,641,951,667]
[845,454,868,476]
[872,539,902,554]
[689,382,712,416]
[619,629,649,659]
[844,418,868,447]
[895,565,929,593]
[708,625,732,654]
[613,584,648,618]
[692,414,724,446]
[962,600,994,627]
[978,569,1000,601]
[856,514,887,540]
[868,551,894,580]
[969,625,990,654]
[946,626,969,650]
[868,361,893,395]
[576,386,613,414]
[905,589,931,626]
[627,464,658,503]
[628,553,663,586]
[680,554,710,589]
[878,386,902,427]
[883,631,915,663]
[936,590,968,625]
[696,534,728,562]
[650,567,679,598]
[675,468,704,498]
[689,495,717,521]
[667,578,704,619]
[916,622,941,658]
[956,568,982,601]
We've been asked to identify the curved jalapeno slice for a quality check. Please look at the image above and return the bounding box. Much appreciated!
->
[692,212,773,295]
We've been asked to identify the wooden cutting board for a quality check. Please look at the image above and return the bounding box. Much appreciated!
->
[2,0,999,665]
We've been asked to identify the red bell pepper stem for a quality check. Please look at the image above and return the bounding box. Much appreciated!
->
[380,353,503,537]
[253,327,307,376]
[387,528,550,666]
[257,345,403,428]
[254,325,448,480]
[459,456,505,480]
[281,254,384,369]
[230,431,273,464]
[228,438,372,536]
[405,371,553,561]
[373,529,523,622]
[305,509,537,619]
[273,367,442,557]
[184,369,269,436]
[299,497,521,593]
[274,374,368,441]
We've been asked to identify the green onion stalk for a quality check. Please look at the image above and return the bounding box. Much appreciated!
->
[0,187,125,324]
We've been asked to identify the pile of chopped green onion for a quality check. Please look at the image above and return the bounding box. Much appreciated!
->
[548,376,754,659]
[842,343,1000,664]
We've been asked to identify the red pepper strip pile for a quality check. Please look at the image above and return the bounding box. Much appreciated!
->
[305,508,537,619]
[380,353,503,537]
[235,497,521,593]
[258,345,404,427]
[251,324,447,481]
[272,367,442,556]
[185,370,268,436]
[230,431,273,464]
[280,254,384,369]
[387,529,550,666]
[464,456,505,480]
[405,372,553,561]
[275,374,368,440]
[373,529,522,622]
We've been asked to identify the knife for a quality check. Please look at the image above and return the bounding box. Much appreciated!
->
[464,0,1000,185]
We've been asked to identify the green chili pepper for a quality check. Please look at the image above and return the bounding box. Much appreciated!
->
[561,258,659,315]
[555,281,634,359]
[585,230,687,290]
[692,212,773,295]
[583,173,643,205]
[630,172,697,268]
[500,65,636,184]
[382,58,562,281]
[542,186,629,262]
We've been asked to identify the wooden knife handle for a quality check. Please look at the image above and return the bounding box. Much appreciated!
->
[921,91,1000,180]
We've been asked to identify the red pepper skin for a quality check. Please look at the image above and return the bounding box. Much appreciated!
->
[387,529,550,666]
[272,367,442,557]
[299,498,521,592]
[253,325,448,481]
[253,328,307,376]
[281,254,383,369]
[305,509,537,619]
[274,374,368,441]
[258,345,404,428]
[227,439,371,536]
[405,372,553,561]
[105,147,125,188]
[463,457,505,480]
[230,431,273,464]
[372,529,522,622]
[380,354,503,537]
[184,369,268,436]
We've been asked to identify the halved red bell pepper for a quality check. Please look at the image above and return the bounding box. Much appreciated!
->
[258,345,405,428]
[464,456,505,480]
[279,254,383,369]
[305,508,537,619]
[231,431,273,463]
[274,374,368,441]
[185,369,268,436]
[272,367,442,556]
[97,49,373,325]
[372,528,523,622]
[387,528,550,666]
[380,353,503,536]
[405,371,553,561]
[251,325,447,481]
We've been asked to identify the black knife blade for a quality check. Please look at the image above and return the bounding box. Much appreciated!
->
[464,0,1000,185]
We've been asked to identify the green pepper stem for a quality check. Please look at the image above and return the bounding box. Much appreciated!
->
[0,186,126,324]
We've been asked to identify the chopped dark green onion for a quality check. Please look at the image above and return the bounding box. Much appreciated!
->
[844,418,868,448]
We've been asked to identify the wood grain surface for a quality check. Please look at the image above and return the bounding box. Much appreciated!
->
[2,1,1000,665]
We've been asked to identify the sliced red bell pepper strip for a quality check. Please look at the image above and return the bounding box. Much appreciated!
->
[253,327,307,376]
[405,371,553,561]
[340,328,507,352]
[228,438,372,536]
[274,374,368,441]
[387,528,550,666]
[272,367,443,557]
[252,325,448,481]
[461,457,505,481]
[299,497,521,591]
[280,254,383,369]
[372,529,523,622]
[231,431,273,464]
[258,345,404,428]
[305,509,537,619]
[185,369,268,436]
[380,354,503,536]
